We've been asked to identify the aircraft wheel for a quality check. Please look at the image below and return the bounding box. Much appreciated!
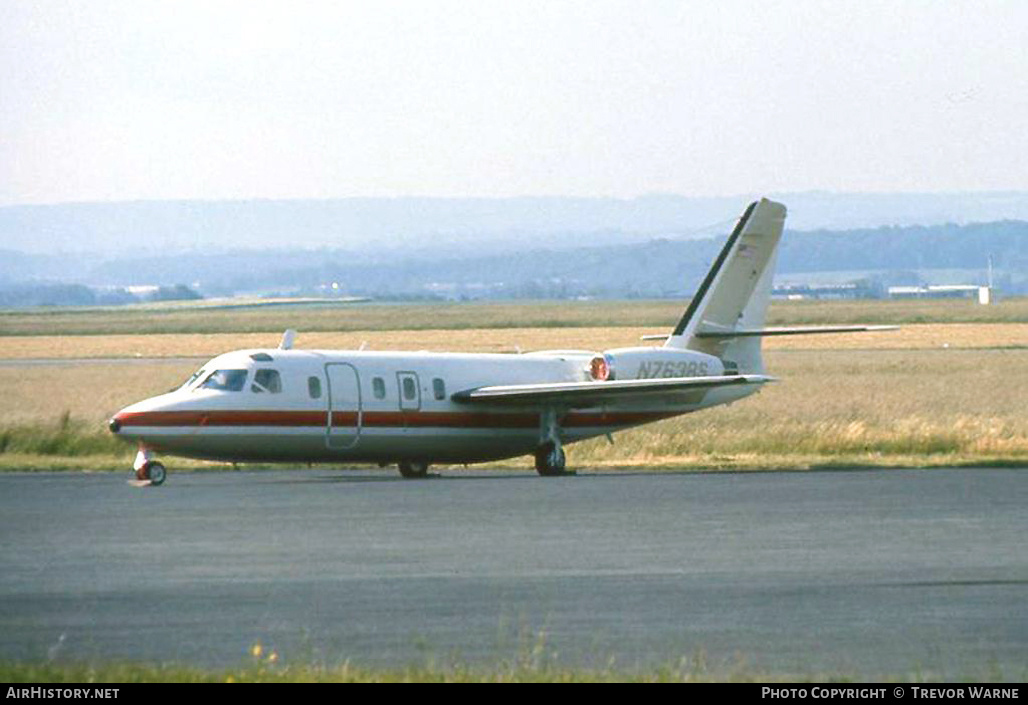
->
[534,442,567,477]
[398,460,430,479]
[138,461,167,486]
[147,462,167,486]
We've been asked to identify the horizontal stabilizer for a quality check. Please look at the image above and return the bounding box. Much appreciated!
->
[452,374,774,406]
[697,325,899,338]
[642,325,898,341]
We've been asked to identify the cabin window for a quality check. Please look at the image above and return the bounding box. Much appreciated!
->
[433,378,446,400]
[252,369,282,394]
[402,376,417,401]
[372,377,386,399]
[200,369,247,392]
[308,376,322,399]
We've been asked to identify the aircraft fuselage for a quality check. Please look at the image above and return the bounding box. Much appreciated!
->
[110,347,751,465]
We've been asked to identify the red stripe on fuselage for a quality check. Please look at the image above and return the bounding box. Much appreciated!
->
[115,410,327,427]
[115,409,681,430]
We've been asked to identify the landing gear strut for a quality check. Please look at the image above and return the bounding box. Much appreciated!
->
[534,441,567,476]
[535,408,571,476]
[133,447,166,486]
[397,460,430,479]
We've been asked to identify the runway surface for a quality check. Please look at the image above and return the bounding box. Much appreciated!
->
[0,468,1025,678]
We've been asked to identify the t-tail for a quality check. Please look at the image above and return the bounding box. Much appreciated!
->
[651,198,894,374]
[662,198,786,374]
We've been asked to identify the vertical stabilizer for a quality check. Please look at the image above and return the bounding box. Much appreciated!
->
[664,198,787,372]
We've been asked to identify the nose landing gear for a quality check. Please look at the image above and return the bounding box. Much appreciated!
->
[133,447,167,486]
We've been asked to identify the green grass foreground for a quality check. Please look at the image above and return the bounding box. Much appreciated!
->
[2,410,1028,474]
[0,414,124,458]
[5,408,1028,473]
[0,661,790,683]
[1,448,1025,475]
[2,660,1006,683]
[2,347,1027,473]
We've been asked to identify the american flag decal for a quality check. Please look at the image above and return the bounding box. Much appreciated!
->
[737,244,755,259]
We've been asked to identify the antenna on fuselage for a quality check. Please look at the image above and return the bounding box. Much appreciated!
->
[279,329,297,350]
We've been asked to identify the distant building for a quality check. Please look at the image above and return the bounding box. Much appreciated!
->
[887,285,993,303]
[124,285,161,296]
[772,282,881,300]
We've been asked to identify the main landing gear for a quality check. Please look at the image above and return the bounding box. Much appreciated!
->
[133,447,166,486]
[535,408,572,477]
[397,460,430,479]
[534,441,567,476]
[393,407,573,479]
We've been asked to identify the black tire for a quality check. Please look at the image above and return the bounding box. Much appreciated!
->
[397,460,430,479]
[534,442,566,477]
[144,461,167,486]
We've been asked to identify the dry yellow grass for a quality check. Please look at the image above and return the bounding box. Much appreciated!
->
[3,347,1027,468]
[2,297,1026,337]
[3,296,1025,469]
[1,323,1026,360]
[574,348,1028,466]
[0,328,642,359]
[763,323,1028,350]
[0,361,193,425]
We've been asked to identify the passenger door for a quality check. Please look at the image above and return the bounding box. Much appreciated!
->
[326,363,361,449]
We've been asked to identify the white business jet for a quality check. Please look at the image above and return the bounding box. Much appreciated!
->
[109,199,889,484]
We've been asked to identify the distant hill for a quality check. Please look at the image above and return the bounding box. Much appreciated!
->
[2,219,1024,303]
[299,219,1026,298]
[4,192,1028,256]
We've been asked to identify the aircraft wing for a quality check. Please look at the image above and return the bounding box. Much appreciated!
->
[451,374,774,406]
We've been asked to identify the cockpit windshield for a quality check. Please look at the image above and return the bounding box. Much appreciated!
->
[198,369,248,392]
[176,367,207,391]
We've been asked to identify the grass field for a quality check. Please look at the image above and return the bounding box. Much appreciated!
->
[1,296,1026,336]
[1,348,1025,471]
[0,299,1025,471]
[0,323,1026,360]
[2,660,1005,683]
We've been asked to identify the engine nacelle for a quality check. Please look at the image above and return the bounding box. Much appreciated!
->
[596,347,725,381]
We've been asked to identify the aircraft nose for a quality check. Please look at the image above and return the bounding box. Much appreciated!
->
[108,406,136,436]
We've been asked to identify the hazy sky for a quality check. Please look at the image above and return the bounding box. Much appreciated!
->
[1,1,1026,205]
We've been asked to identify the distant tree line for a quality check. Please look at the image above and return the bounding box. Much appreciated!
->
[0,219,1025,305]
[0,283,201,308]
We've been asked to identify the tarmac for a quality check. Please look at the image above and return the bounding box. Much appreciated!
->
[1,467,1024,678]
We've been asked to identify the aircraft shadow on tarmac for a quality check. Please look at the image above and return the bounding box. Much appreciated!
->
[280,465,895,484]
